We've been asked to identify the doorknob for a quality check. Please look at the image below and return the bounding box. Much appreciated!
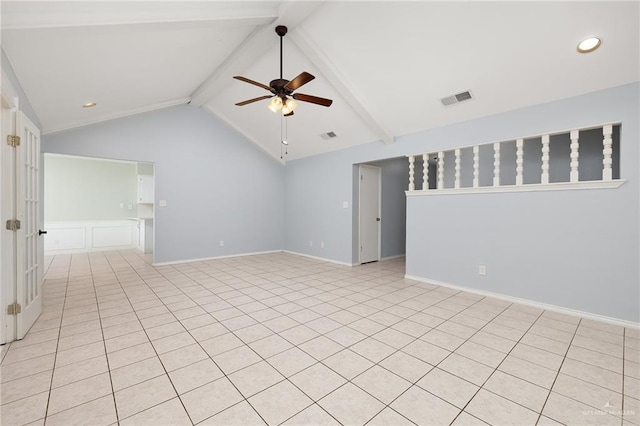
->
[376,218,381,221]
[38,230,48,236]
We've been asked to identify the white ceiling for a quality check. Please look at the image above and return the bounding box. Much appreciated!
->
[2,1,638,162]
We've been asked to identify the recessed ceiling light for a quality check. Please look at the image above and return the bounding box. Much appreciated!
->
[82,102,97,108]
[577,37,601,53]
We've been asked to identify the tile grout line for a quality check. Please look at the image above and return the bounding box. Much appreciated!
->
[442,307,546,425]
[131,254,542,425]
[534,317,582,425]
[42,253,71,425]
[145,254,417,425]
[18,251,630,426]
[282,288,514,425]
[373,295,519,426]
[103,251,199,425]
[115,251,271,426]
[87,253,123,426]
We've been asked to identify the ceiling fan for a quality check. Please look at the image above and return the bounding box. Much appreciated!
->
[233,25,333,116]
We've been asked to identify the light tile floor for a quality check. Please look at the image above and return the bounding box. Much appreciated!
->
[1,251,638,425]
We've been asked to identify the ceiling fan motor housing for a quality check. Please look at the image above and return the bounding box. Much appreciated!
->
[270,78,292,96]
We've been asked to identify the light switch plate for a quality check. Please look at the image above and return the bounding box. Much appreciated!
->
[342,201,348,209]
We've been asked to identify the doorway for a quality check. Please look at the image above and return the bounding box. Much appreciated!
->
[43,154,155,258]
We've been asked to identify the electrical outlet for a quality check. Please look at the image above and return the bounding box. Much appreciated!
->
[342,201,349,209]
[219,240,224,247]
[159,200,167,207]
[120,203,124,209]
[309,241,313,247]
[320,241,324,249]
[479,265,486,276]
[127,204,133,210]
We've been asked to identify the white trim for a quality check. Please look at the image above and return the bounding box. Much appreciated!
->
[282,250,356,267]
[44,152,143,166]
[1,71,18,109]
[2,3,277,30]
[404,274,640,329]
[152,250,282,267]
[406,179,626,196]
[43,97,191,135]
[290,28,395,145]
[201,105,285,165]
[381,254,406,261]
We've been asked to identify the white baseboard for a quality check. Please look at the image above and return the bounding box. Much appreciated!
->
[381,254,406,261]
[404,274,640,329]
[282,250,356,267]
[152,250,282,266]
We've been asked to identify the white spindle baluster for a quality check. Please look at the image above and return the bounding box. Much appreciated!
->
[516,139,524,186]
[454,148,461,189]
[422,154,429,190]
[408,155,415,191]
[570,130,579,183]
[602,125,613,181]
[437,151,444,189]
[493,143,501,187]
[473,146,479,188]
[541,134,550,184]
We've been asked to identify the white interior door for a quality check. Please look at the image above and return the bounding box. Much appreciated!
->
[1,89,18,344]
[16,111,42,339]
[359,164,381,263]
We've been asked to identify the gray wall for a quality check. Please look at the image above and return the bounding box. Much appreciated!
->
[43,104,285,263]
[284,83,639,322]
[44,155,138,221]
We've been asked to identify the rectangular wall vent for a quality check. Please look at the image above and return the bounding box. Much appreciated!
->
[440,90,473,107]
[320,131,338,140]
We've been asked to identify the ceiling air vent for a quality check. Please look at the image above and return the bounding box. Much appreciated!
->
[320,131,338,140]
[440,90,473,107]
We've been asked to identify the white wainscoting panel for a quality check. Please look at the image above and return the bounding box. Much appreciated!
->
[92,226,132,248]
[44,220,138,254]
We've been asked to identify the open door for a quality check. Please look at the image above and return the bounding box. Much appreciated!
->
[359,164,381,264]
[15,111,42,339]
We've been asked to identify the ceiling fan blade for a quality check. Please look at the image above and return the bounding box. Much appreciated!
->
[235,95,272,106]
[233,76,273,92]
[284,72,315,91]
[292,93,333,107]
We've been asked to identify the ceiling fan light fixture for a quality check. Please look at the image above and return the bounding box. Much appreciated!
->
[282,98,297,115]
[267,97,283,112]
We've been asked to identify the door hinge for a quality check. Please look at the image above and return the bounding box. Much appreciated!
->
[5,219,21,231]
[7,303,21,315]
[361,175,363,180]
[7,135,20,147]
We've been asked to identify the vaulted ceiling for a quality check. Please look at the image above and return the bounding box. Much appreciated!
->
[2,1,638,161]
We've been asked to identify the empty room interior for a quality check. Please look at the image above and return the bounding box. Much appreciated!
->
[1,2,639,425]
